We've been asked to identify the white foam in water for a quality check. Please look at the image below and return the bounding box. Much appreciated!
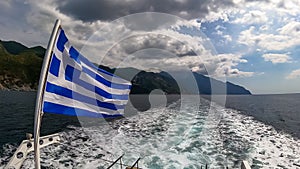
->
[1,97,299,169]
[220,109,300,169]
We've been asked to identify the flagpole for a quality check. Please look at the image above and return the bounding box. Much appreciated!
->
[33,19,61,169]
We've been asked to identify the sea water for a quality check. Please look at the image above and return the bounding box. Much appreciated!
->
[0,91,299,168]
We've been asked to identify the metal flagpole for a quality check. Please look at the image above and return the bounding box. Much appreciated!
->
[33,19,61,169]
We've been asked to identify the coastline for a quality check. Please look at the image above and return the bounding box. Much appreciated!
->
[0,74,37,91]
[0,84,36,92]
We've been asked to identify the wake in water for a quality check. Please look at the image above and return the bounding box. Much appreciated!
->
[1,97,299,169]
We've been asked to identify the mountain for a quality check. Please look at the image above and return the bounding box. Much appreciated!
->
[1,40,28,55]
[0,40,46,57]
[0,40,251,96]
[99,65,251,95]
[29,46,46,58]
[192,72,251,95]
[0,42,43,90]
[98,66,180,95]
[98,65,251,110]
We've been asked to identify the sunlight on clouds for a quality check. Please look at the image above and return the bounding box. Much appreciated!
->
[223,35,232,42]
[286,69,300,79]
[271,0,300,17]
[238,25,300,51]
[232,10,268,25]
[262,53,291,64]
[213,54,253,77]
[278,21,300,36]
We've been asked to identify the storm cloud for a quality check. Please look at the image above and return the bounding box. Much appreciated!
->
[55,0,236,22]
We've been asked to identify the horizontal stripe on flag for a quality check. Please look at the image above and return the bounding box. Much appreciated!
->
[81,66,131,89]
[78,69,131,95]
[81,61,131,85]
[45,82,125,110]
[43,92,122,115]
[65,65,129,100]
[46,73,129,105]
[43,102,122,118]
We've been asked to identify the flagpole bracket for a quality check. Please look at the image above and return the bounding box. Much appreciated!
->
[5,133,61,169]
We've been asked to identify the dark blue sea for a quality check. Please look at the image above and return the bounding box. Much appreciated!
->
[0,91,299,168]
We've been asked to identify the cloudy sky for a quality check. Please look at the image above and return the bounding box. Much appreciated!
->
[1,0,300,94]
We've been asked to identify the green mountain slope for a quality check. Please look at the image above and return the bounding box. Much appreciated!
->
[29,46,46,58]
[0,43,43,90]
[0,40,46,57]
[0,40,28,55]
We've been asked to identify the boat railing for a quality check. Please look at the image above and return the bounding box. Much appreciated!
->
[5,133,61,169]
[106,155,141,169]
[107,154,124,169]
[106,156,251,169]
[5,133,252,169]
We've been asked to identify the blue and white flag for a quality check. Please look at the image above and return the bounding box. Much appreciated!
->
[42,28,132,118]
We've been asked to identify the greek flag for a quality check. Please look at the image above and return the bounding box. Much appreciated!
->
[42,28,131,118]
